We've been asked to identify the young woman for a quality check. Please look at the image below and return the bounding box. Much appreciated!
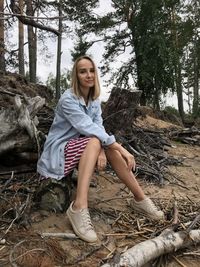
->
[37,55,164,243]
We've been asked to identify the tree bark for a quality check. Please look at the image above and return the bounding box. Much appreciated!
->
[26,0,37,83]
[192,35,199,119]
[0,0,5,72]
[0,72,54,167]
[34,174,73,212]
[101,229,200,267]
[0,90,45,165]
[176,61,184,122]
[171,6,185,122]
[18,0,25,76]
[56,0,62,100]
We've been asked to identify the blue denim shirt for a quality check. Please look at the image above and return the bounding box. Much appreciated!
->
[37,89,116,179]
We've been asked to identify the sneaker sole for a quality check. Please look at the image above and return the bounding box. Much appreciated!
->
[66,209,98,243]
[132,206,164,221]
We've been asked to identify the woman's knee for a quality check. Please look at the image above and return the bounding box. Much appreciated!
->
[105,148,122,162]
[87,137,101,150]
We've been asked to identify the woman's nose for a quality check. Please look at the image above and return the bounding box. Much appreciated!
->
[87,71,91,77]
[87,70,94,77]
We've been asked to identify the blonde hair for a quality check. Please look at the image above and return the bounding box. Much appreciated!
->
[71,55,101,100]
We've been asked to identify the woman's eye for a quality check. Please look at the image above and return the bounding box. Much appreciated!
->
[79,69,94,74]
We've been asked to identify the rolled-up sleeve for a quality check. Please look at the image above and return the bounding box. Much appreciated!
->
[61,94,115,146]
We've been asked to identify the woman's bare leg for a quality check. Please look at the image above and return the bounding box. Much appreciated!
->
[105,149,145,201]
[73,137,101,210]
[105,148,165,220]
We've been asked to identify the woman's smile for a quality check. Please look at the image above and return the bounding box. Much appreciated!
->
[77,59,95,90]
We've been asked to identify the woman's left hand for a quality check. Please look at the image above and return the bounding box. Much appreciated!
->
[97,148,107,171]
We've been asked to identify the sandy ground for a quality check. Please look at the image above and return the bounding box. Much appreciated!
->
[26,142,200,267]
[0,114,200,267]
[1,73,199,266]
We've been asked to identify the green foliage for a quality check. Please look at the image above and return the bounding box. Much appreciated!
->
[163,105,180,117]
[24,71,42,84]
[71,29,92,62]
[73,0,199,116]
[75,0,178,107]
[46,70,71,95]
[3,0,199,117]
[56,0,99,22]
[129,0,177,102]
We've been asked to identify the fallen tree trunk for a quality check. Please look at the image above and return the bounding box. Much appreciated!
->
[101,229,200,267]
[0,92,45,165]
[0,73,54,168]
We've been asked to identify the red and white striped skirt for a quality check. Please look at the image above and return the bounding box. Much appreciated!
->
[64,136,90,176]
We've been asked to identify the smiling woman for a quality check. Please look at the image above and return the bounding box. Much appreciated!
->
[71,56,100,104]
[37,55,164,243]
[77,59,95,87]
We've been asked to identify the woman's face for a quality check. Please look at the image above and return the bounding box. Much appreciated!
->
[77,58,95,90]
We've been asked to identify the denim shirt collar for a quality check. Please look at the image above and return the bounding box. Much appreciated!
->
[79,96,92,109]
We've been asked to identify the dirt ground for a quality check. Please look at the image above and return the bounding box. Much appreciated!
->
[1,118,200,267]
[26,142,200,267]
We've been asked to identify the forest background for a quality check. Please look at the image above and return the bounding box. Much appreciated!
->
[0,0,199,125]
[0,2,200,266]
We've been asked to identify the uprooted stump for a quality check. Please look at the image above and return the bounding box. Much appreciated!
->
[0,91,44,157]
[0,72,54,168]
[34,174,73,212]
[102,88,142,134]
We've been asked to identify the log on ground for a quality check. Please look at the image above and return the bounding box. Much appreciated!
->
[101,229,200,267]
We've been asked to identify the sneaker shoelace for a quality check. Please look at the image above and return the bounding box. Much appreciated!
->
[82,209,94,231]
[145,199,160,213]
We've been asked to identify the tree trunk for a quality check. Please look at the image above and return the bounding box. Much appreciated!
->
[0,92,45,158]
[133,42,147,106]
[153,87,160,111]
[0,0,5,72]
[192,34,199,119]
[18,0,25,76]
[176,61,184,121]
[56,0,62,100]
[26,0,37,83]
[0,72,54,167]
[171,7,184,122]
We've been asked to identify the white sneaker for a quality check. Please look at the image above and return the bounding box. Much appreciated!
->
[66,202,98,243]
[131,197,164,221]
